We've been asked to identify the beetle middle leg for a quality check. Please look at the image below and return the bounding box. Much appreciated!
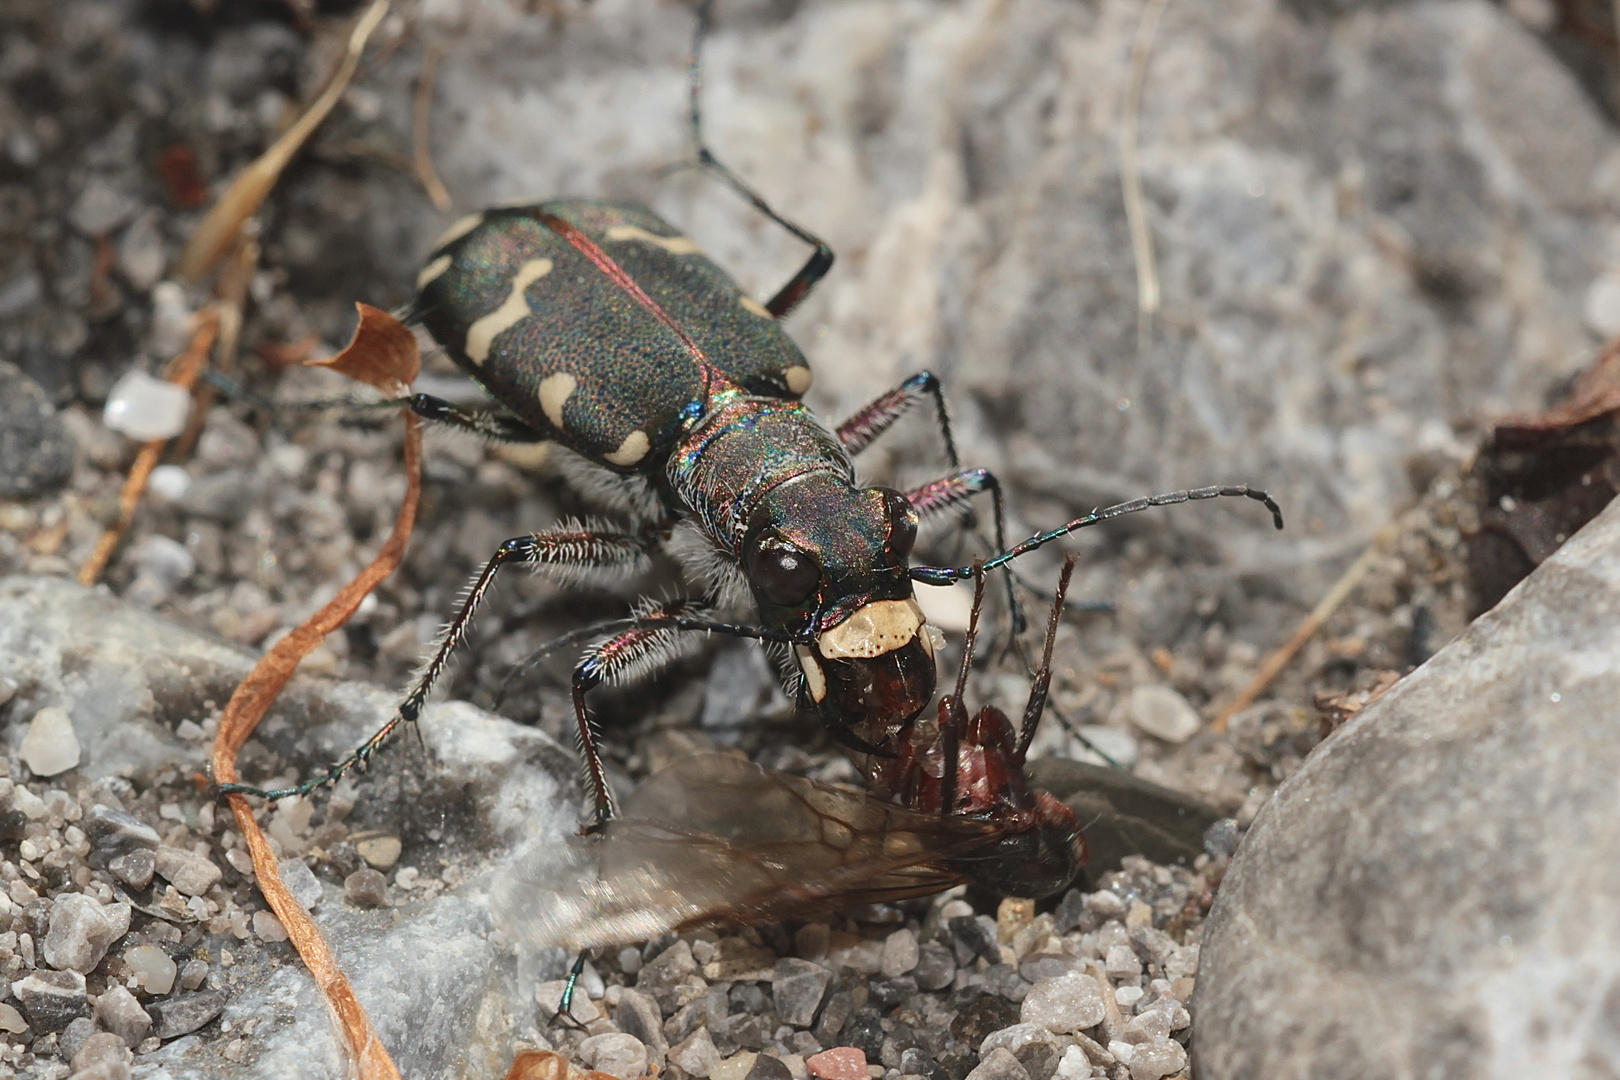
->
[686,0,833,319]
[218,523,657,802]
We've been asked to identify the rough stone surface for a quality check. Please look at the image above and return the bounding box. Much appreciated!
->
[1196,497,1620,1077]
[772,958,834,1028]
[0,361,73,498]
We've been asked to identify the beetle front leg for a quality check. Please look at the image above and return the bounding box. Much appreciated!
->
[568,600,791,830]
[836,371,960,467]
[217,524,654,802]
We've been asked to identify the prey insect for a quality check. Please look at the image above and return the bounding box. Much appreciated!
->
[219,5,1282,830]
[492,557,1089,952]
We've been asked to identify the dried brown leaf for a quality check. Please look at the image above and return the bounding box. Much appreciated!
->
[307,303,420,395]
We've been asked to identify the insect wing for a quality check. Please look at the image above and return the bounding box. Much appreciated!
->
[492,754,995,952]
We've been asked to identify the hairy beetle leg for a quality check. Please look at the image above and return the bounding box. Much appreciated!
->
[566,599,796,826]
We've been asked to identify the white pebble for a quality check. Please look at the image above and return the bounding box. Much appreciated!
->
[147,464,191,502]
[1053,1045,1091,1080]
[1115,985,1145,1008]
[102,368,190,441]
[125,944,177,995]
[1126,1038,1187,1080]
[20,707,80,777]
[1126,684,1202,743]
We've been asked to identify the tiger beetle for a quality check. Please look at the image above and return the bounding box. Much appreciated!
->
[220,1,1283,830]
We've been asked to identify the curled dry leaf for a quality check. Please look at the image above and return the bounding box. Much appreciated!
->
[211,323,421,1079]
[310,303,421,396]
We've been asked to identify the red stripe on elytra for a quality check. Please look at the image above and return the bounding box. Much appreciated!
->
[538,212,708,365]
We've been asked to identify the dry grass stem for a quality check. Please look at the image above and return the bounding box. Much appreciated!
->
[178,0,391,279]
[1120,0,1170,357]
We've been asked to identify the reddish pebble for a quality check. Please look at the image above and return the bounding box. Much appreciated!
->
[805,1047,868,1080]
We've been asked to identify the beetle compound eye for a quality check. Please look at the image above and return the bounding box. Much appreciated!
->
[748,537,821,607]
[879,488,919,562]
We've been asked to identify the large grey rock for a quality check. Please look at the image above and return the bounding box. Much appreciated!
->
[0,575,583,1079]
[1193,495,1620,1078]
[406,0,1618,640]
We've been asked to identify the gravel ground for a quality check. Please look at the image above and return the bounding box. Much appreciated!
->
[0,1,1492,1077]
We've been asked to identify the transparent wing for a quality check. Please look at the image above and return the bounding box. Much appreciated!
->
[493,753,999,951]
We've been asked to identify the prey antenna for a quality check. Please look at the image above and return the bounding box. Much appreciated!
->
[1013,554,1078,765]
[939,561,988,818]
[911,484,1283,584]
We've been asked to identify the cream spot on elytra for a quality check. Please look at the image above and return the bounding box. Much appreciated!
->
[432,213,485,251]
[784,366,812,395]
[538,372,576,429]
[605,225,702,255]
[463,258,553,365]
[740,295,773,319]
[603,429,650,467]
[415,254,452,291]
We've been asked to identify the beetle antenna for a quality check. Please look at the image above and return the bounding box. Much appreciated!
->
[1013,554,1077,765]
[911,484,1283,584]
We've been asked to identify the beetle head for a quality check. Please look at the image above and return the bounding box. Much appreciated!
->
[743,474,936,730]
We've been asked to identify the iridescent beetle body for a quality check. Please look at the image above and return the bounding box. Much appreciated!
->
[220,18,1282,825]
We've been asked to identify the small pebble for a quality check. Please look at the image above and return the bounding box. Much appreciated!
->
[879,929,919,979]
[355,834,401,870]
[949,916,1002,965]
[0,1002,26,1034]
[102,368,190,441]
[1114,985,1144,1008]
[1021,972,1106,1033]
[153,847,222,897]
[95,985,151,1049]
[749,1054,795,1080]
[11,969,89,1031]
[178,958,209,992]
[773,958,834,1027]
[124,944,177,995]
[672,1027,723,1078]
[1125,1037,1186,1080]
[1126,685,1201,744]
[964,1047,1030,1080]
[108,848,156,889]
[71,1031,132,1076]
[279,857,322,910]
[42,894,117,973]
[912,941,956,991]
[579,1032,650,1080]
[806,1046,868,1080]
[711,1051,758,1080]
[1103,945,1142,980]
[147,989,226,1040]
[85,806,161,854]
[344,868,389,908]
[1053,1045,1091,1080]
[60,1016,99,1062]
[253,910,288,943]
[614,987,667,1058]
[20,707,81,777]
